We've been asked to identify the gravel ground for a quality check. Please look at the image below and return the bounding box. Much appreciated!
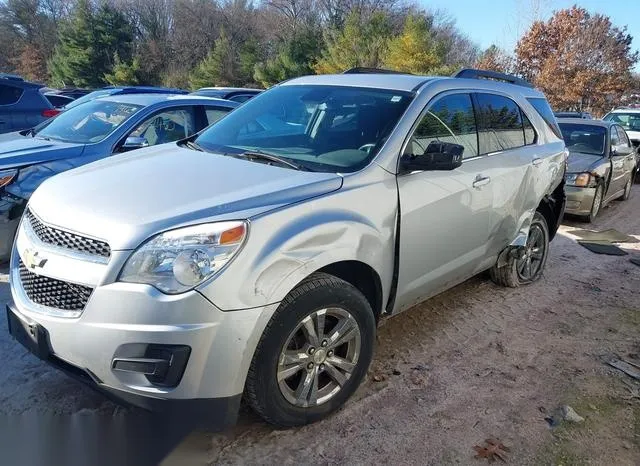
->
[2,191,640,465]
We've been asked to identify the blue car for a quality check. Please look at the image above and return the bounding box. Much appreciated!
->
[0,93,238,259]
[63,85,188,110]
[0,74,62,134]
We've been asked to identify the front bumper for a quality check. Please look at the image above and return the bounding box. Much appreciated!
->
[564,185,596,216]
[8,219,279,427]
[7,301,242,427]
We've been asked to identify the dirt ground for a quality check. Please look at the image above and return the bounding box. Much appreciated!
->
[1,191,640,465]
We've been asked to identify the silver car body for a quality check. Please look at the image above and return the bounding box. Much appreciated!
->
[7,73,566,426]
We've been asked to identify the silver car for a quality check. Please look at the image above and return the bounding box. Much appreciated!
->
[7,69,566,428]
[559,118,636,222]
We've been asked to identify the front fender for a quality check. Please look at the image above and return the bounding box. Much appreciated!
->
[198,170,398,311]
[255,212,388,306]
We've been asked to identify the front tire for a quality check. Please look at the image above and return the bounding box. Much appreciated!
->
[245,272,375,427]
[621,176,633,201]
[491,211,550,288]
[586,183,604,223]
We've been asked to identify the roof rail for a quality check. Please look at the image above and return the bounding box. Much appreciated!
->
[0,73,24,82]
[454,68,533,88]
[343,67,411,75]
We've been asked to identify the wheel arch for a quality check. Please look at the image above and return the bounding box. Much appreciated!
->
[316,260,384,322]
[536,178,566,241]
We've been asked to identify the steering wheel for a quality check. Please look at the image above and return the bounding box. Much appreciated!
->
[358,143,376,154]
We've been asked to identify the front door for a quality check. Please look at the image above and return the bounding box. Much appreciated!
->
[395,92,493,312]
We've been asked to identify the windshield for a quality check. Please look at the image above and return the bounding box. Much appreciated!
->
[603,112,640,131]
[559,123,606,155]
[194,85,413,172]
[64,89,118,110]
[36,99,142,143]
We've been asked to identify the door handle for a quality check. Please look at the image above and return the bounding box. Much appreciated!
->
[532,157,543,166]
[472,175,491,188]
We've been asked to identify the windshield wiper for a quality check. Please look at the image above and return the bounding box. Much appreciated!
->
[182,140,205,152]
[232,150,311,171]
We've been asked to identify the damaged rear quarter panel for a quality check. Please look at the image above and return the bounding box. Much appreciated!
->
[198,165,398,311]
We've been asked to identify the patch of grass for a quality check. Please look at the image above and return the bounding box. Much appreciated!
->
[535,394,635,465]
[621,308,640,329]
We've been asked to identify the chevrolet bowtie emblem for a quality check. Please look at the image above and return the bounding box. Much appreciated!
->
[24,248,47,270]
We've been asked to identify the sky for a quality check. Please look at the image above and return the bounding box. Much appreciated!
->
[420,0,640,69]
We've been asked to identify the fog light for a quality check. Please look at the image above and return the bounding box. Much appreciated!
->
[112,344,191,388]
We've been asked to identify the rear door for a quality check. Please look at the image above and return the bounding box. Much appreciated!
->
[0,83,25,133]
[472,92,539,255]
[617,126,638,178]
[395,92,493,311]
[609,125,633,196]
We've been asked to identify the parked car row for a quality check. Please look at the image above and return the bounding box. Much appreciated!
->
[5,68,569,429]
[0,93,239,260]
[0,74,264,134]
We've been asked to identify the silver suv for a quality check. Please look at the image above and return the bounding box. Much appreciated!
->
[7,69,566,428]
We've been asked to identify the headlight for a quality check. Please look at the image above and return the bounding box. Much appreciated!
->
[119,221,247,294]
[0,169,17,189]
[565,172,591,187]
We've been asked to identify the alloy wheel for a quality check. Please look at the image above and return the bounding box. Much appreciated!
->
[277,307,361,408]
[516,223,546,281]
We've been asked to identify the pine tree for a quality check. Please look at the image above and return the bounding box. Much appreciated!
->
[104,54,140,85]
[49,0,134,87]
[383,15,443,74]
[49,0,95,87]
[314,11,392,74]
[254,28,322,87]
[189,30,259,88]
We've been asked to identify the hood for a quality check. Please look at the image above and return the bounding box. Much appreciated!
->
[0,136,85,169]
[29,144,343,250]
[567,151,605,173]
[625,129,640,142]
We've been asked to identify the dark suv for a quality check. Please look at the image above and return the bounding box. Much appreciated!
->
[0,74,60,134]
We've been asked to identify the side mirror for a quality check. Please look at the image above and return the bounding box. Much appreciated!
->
[402,141,464,171]
[120,136,149,152]
[612,145,632,156]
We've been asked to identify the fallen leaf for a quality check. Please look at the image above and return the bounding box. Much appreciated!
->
[473,439,510,463]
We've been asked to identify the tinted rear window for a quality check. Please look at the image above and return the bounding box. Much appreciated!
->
[0,84,23,105]
[527,97,562,138]
[44,94,74,108]
[558,123,606,155]
[475,93,525,153]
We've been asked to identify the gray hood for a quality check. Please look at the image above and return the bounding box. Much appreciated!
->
[567,151,605,173]
[624,129,640,142]
[0,135,85,169]
[28,143,343,250]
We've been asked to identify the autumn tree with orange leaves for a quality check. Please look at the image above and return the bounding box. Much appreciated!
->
[475,45,515,74]
[516,6,638,116]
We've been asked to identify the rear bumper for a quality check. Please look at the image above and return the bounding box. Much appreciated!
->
[564,185,595,216]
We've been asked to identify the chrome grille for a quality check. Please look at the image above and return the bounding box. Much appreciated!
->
[19,260,93,312]
[25,208,111,259]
